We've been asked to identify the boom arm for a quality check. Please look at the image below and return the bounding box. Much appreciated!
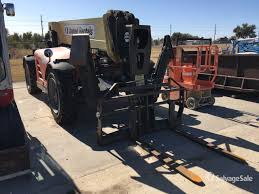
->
[152,35,173,84]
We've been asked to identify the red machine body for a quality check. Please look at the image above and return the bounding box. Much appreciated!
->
[0,89,14,107]
[33,47,71,88]
[0,4,14,108]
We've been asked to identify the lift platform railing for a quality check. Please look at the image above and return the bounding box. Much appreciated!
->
[167,45,219,90]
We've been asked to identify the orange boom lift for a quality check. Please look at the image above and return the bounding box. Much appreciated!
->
[163,38,218,109]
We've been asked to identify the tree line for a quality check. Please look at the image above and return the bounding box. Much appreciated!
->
[7,30,49,49]
[153,23,257,46]
[7,23,257,48]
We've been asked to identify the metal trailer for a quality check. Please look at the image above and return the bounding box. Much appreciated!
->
[0,2,30,181]
[201,54,259,92]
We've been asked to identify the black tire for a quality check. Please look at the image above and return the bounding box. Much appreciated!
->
[23,58,41,94]
[186,97,198,110]
[209,96,215,106]
[47,70,76,125]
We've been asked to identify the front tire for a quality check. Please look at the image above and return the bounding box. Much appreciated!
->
[47,70,76,125]
[24,59,41,94]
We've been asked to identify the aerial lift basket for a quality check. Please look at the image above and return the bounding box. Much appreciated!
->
[164,42,219,109]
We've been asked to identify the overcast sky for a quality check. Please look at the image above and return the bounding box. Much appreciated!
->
[4,0,259,39]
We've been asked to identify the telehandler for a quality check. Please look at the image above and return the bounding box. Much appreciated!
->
[23,10,184,144]
[23,10,247,185]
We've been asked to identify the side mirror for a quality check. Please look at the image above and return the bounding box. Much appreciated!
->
[3,3,15,16]
[44,49,53,58]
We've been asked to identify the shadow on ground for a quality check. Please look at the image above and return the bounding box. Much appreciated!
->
[197,104,259,129]
[158,105,259,153]
[213,89,259,103]
[28,92,259,193]
[0,133,80,194]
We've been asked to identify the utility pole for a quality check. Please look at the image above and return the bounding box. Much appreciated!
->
[40,15,44,38]
[170,24,172,36]
[213,24,216,42]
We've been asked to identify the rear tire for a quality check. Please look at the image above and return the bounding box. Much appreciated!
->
[23,58,41,94]
[47,70,76,125]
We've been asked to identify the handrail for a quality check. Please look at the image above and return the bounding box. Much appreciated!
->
[168,45,219,85]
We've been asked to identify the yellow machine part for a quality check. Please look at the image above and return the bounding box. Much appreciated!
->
[48,14,120,62]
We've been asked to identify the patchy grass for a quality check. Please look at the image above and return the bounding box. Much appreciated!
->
[9,48,32,59]
[10,58,25,82]
[151,46,161,63]
[9,49,31,82]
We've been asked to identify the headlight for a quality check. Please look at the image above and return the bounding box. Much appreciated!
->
[0,57,5,81]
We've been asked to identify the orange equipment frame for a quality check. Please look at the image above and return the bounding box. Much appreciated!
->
[164,44,219,109]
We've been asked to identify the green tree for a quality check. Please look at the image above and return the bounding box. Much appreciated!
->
[7,33,22,48]
[214,36,231,44]
[13,33,21,42]
[7,31,45,49]
[233,23,256,39]
[22,32,33,41]
[153,38,160,46]
[32,33,42,42]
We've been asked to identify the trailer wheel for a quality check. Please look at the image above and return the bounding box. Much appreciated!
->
[186,97,198,110]
[24,62,41,94]
[47,70,76,125]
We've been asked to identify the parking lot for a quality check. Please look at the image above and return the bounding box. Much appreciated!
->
[1,82,259,194]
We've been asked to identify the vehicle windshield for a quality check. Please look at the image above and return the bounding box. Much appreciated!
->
[0,34,5,82]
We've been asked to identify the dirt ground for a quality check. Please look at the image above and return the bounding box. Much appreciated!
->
[0,82,258,194]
